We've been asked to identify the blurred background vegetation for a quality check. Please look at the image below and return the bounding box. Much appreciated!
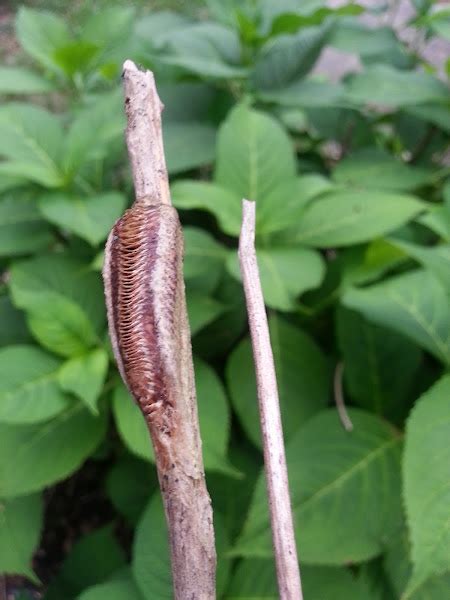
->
[0,1,449,599]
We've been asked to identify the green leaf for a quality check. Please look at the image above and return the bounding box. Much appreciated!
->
[0,103,64,187]
[16,7,71,72]
[389,240,450,292]
[330,21,403,61]
[183,227,227,293]
[38,192,127,246]
[0,494,43,581]
[82,7,135,48]
[257,174,333,235]
[403,375,450,595]
[113,358,235,475]
[227,316,329,448]
[0,403,106,497]
[172,180,242,236]
[406,103,450,134]
[187,291,226,335]
[0,66,56,94]
[215,104,296,205]
[419,206,450,241]
[133,494,230,599]
[159,22,246,79]
[106,456,157,527]
[252,23,331,90]
[9,254,105,357]
[226,245,325,311]
[58,349,108,414]
[52,41,99,77]
[63,91,124,176]
[257,78,346,108]
[112,384,152,462]
[333,149,431,192]
[0,345,70,424]
[46,525,126,599]
[384,528,450,600]
[226,560,376,599]
[291,190,424,247]
[0,296,31,347]
[132,494,175,599]
[345,65,449,107]
[0,194,53,256]
[342,269,450,365]
[77,570,145,600]
[235,409,402,564]
[163,122,216,174]
[337,307,422,421]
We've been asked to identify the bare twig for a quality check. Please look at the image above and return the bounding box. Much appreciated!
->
[333,362,353,432]
[122,59,171,205]
[104,60,216,599]
[238,199,303,600]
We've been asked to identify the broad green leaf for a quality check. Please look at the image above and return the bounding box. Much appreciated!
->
[384,527,450,600]
[0,297,31,347]
[159,82,216,123]
[330,21,404,62]
[58,349,108,414]
[38,192,127,246]
[337,307,422,420]
[0,194,53,256]
[187,291,226,335]
[46,525,126,599]
[9,254,105,357]
[257,174,333,235]
[226,245,325,311]
[291,190,424,247]
[172,180,242,236]
[342,269,450,364]
[63,91,124,176]
[269,4,363,35]
[345,65,449,107]
[226,560,376,599]
[0,67,56,94]
[406,103,450,134]
[184,227,227,293]
[0,494,43,581]
[132,494,174,599]
[194,358,236,476]
[257,78,346,108]
[82,7,135,49]
[390,239,450,292]
[419,206,450,241]
[0,103,64,187]
[159,22,246,79]
[333,149,430,192]
[16,7,71,72]
[52,41,99,77]
[0,403,106,497]
[227,316,329,448]
[106,456,157,526]
[113,358,235,474]
[235,409,403,564]
[134,11,189,52]
[163,122,216,174]
[215,104,296,205]
[0,345,70,424]
[133,494,230,599]
[78,570,145,600]
[403,375,450,595]
[112,384,152,462]
[252,22,331,90]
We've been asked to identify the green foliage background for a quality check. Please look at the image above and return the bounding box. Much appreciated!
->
[1,1,450,598]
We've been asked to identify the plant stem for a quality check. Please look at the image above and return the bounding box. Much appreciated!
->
[115,59,216,599]
[238,199,303,600]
